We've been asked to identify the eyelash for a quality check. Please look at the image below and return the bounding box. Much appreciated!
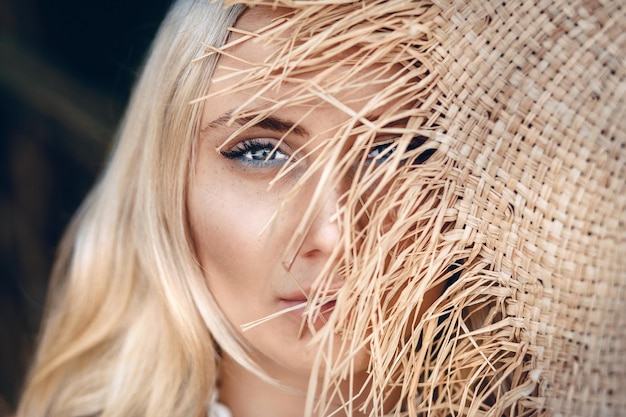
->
[220,135,432,167]
[365,141,395,163]
[220,138,290,166]
[364,135,430,165]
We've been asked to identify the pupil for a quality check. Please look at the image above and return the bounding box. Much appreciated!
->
[252,149,271,159]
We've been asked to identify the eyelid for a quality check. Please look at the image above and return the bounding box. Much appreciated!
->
[221,137,282,152]
[220,137,293,166]
[363,134,431,165]
[363,141,396,164]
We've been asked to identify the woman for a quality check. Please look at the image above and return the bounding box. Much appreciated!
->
[17,0,626,417]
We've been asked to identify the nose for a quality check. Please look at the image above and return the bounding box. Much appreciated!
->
[299,183,342,259]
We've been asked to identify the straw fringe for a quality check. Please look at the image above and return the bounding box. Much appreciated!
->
[205,0,625,415]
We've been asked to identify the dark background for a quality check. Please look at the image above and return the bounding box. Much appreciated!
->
[0,0,171,413]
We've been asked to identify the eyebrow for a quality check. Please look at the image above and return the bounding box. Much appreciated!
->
[206,111,310,137]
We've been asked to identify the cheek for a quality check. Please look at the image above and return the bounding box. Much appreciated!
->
[186,165,283,295]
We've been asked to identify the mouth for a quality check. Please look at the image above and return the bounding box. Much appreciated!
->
[239,292,339,333]
[318,299,337,314]
[278,294,338,320]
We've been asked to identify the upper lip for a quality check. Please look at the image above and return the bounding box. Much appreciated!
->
[279,282,343,303]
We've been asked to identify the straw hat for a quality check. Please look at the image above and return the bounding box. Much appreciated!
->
[211,1,625,415]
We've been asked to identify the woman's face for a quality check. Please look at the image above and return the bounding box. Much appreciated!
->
[187,7,403,382]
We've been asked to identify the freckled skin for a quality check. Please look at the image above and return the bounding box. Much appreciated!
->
[186,7,424,416]
[187,7,388,380]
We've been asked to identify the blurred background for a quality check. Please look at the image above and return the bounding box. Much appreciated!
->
[0,0,171,413]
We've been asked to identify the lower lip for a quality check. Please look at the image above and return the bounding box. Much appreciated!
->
[278,299,337,322]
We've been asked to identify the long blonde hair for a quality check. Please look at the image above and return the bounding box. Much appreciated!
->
[18,2,245,417]
[18,0,626,416]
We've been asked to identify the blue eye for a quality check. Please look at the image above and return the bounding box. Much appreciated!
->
[365,135,432,166]
[366,142,396,163]
[220,139,289,165]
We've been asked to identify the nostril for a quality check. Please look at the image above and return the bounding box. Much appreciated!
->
[301,218,340,258]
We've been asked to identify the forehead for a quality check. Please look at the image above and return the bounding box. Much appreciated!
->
[232,6,291,33]
[208,7,407,123]
[195,1,438,144]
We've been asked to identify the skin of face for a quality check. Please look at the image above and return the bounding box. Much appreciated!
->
[186,6,423,416]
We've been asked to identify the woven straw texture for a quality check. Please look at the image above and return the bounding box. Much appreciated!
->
[436,1,625,415]
[214,0,625,415]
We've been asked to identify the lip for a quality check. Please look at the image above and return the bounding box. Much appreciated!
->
[278,288,339,321]
[279,280,344,303]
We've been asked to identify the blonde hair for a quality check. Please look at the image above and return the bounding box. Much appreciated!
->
[18,2,245,417]
[18,0,626,416]
[203,1,625,416]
